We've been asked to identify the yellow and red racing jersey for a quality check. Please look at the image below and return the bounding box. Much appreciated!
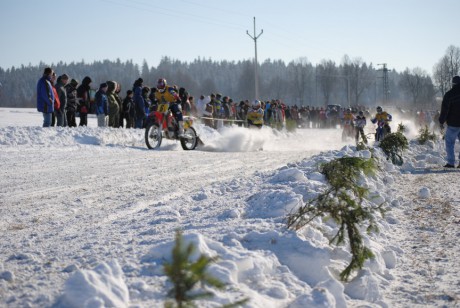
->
[247,108,264,125]
[373,111,391,123]
[155,86,178,103]
[343,113,355,124]
[155,86,179,112]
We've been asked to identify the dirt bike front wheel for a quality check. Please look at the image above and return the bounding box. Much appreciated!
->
[180,126,198,150]
[145,123,162,149]
[375,128,385,142]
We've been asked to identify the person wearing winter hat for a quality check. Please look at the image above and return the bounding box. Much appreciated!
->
[36,67,55,127]
[96,83,109,127]
[133,78,145,129]
[123,90,135,128]
[69,79,79,88]
[55,74,69,127]
[107,81,120,128]
[65,79,79,127]
[76,76,92,126]
[439,75,460,168]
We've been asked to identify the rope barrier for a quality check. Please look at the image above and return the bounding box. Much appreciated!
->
[195,116,246,123]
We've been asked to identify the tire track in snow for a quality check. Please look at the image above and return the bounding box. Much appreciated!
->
[383,172,460,306]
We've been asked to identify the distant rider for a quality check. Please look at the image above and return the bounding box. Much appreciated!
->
[371,106,392,141]
[154,78,184,137]
[354,110,368,144]
[247,100,264,128]
[343,108,355,127]
[342,108,355,140]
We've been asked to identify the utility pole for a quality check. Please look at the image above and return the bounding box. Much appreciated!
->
[378,63,391,104]
[246,17,263,100]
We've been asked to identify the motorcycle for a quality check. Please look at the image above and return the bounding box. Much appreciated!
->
[374,120,391,141]
[144,105,199,150]
[341,120,354,141]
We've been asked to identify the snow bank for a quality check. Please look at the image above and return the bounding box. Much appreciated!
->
[2,108,456,307]
[135,141,434,307]
[0,126,145,148]
[141,232,337,307]
[55,260,129,308]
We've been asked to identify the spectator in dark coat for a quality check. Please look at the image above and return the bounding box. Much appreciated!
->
[77,76,92,126]
[55,74,69,127]
[142,86,151,115]
[65,79,79,127]
[107,81,120,127]
[133,78,145,129]
[36,67,55,127]
[439,75,460,168]
[115,83,124,128]
[123,90,135,128]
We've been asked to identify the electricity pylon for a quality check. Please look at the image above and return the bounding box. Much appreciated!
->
[246,17,263,100]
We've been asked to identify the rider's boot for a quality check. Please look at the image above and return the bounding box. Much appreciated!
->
[178,121,185,137]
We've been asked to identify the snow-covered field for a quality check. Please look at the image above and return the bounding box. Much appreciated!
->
[0,108,459,308]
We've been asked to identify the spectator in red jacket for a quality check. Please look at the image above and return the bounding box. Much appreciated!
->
[50,72,60,127]
[55,74,69,127]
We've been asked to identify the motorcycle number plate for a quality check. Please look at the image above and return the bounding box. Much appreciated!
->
[158,103,169,113]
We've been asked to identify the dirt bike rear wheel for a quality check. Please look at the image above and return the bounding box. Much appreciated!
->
[145,123,162,149]
[180,127,198,150]
[342,129,348,141]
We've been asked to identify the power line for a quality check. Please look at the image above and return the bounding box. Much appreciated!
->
[99,0,244,31]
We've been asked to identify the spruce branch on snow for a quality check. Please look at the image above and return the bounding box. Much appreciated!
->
[163,230,248,308]
[379,132,408,166]
[286,156,385,281]
[417,125,437,145]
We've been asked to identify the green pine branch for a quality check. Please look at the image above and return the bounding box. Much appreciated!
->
[379,132,408,165]
[164,230,248,308]
[417,125,437,145]
[286,156,384,281]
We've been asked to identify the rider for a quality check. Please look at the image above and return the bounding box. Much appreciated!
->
[371,106,392,141]
[343,108,355,126]
[342,108,355,139]
[246,99,264,128]
[154,78,184,137]
[354,110,368,144]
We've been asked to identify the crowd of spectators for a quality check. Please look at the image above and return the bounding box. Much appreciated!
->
[37,67,440,132]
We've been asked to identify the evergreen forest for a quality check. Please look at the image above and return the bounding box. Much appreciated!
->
[1,45,459,111]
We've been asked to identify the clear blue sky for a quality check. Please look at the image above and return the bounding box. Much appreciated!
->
[0,0,456,75]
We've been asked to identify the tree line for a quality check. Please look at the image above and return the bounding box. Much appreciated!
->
[1,45,459,110]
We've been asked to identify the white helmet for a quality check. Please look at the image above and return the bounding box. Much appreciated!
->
[252,100,261,109]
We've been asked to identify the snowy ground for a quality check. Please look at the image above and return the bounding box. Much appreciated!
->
[0,108,459,308]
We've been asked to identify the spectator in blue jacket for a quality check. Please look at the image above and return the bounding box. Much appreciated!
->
[36,67,55,127]
[96,83,109,127]
[439,75,460,168]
